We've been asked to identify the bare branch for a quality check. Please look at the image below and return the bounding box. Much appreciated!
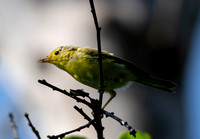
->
[70,89,89,98]
[89,0,104,102]
[103,110,136,137]
[9,113,19,139]
[88,1,104,138]
[47,119,94,139]
[24,113,41,139]
[74,106,93,122]
[38,79,92,108]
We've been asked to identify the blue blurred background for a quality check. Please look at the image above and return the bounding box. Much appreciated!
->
[0,0,199,139]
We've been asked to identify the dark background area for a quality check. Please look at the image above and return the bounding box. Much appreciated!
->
[101,0,199,139]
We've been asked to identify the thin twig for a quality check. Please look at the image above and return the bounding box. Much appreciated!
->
[103,110,136,137]
[74,106,93,122]
[9,113,19,139]
[70,89,90,98]
[38,79,92,108]
[89,0,104,104]
[47,120,94,139]
[24,113,41,139]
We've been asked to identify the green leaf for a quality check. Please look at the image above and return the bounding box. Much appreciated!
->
[119,131,151,139]
[62,136,86,139]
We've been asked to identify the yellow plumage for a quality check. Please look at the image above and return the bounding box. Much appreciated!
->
[39,46,176,108]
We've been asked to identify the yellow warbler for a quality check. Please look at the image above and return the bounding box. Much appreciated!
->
[39,46,176,108]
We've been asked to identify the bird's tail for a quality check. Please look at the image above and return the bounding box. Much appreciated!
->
[136,76,176,92]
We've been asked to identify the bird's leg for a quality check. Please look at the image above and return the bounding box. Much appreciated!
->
[102,90,116,109]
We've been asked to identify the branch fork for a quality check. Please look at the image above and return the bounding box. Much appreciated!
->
[38,79,136,138]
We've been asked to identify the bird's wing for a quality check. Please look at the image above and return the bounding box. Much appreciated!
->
[82,47,150,77]
[101,53,151,77]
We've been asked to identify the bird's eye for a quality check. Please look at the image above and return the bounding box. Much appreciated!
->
[55,51,59,55]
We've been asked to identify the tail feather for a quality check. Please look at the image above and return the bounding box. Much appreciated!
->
[137,76,176,92]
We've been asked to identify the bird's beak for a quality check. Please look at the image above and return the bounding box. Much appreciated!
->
[38,57,51,63]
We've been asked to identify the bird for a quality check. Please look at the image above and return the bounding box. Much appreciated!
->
[39,46,176,109]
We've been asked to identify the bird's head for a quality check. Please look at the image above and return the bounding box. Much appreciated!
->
[39,46,78,68]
